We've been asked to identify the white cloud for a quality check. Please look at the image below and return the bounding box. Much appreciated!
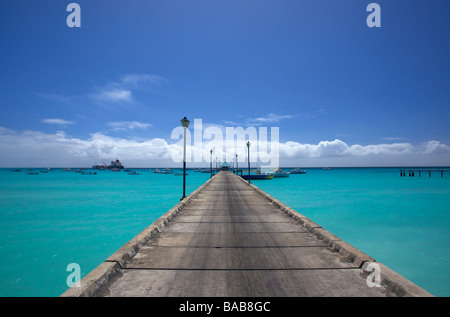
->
[91,88,133,103]
[89,73,167,105]
[278,139,414,158]
[0,127,175,167]
[0,126,16,135]
[347,142,414,156]
[0,126,449,167]
[423,140,450,154]
[107,121,152,131]
[223,120,241,126]
[41,118,75,126]
[250,113,293,124]
[222,113,293,127]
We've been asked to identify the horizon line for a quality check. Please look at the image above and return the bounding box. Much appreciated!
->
[3,165,450,169]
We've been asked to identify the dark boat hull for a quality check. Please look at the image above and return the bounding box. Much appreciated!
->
[242,174,274,180]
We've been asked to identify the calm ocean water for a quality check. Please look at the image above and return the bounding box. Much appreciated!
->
[0,167,449,296]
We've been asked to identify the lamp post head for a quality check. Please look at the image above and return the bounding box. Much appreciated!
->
[180,117,190,128]
[247,141,251,148]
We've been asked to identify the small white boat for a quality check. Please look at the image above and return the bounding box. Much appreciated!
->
[273,169,290,177]
[81,171,97,175]
[290,168,306,174]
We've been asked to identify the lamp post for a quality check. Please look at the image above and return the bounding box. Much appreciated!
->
[180,117,190,200]
[210,149,213,178]
[236,153,238,175]
[246,141,251,183]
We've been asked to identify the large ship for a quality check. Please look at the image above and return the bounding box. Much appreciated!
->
[92,159,124,170]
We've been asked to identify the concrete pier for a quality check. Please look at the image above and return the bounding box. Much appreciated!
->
[62,171,432,297]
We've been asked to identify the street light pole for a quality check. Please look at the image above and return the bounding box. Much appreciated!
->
[236,153,238,175]
[247,141,251,183]
[180,117,190,200]
[210,149,213,178]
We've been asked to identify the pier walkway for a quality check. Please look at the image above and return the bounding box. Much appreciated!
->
[63,171,432,297]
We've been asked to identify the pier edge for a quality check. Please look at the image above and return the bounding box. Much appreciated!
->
[233,174,433,297]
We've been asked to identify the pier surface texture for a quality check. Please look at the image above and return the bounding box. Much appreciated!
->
[62,171,432,297]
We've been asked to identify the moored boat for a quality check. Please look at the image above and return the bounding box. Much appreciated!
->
[153,168,172,174]
[290,168,306,174]
[81,171,97,175]
[242,168,274,180]
[242,174,274,180]
[272,168,290,177]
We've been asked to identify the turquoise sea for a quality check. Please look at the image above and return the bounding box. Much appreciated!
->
[0,167,449,297]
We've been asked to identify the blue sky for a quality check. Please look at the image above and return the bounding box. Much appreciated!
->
[0,0,449,167]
